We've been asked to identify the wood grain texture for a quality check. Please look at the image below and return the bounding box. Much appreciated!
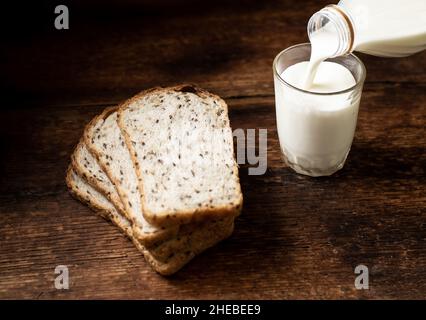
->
[0,0,425,299]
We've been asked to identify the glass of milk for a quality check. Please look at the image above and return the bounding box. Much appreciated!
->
[273,43,366,177]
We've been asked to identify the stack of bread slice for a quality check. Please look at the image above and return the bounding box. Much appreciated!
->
[66,85,243,275]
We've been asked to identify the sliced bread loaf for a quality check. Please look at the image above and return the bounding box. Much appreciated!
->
[84,107,180,247]
[73,125,234,254]
[71,139,127,218]
[133,220,233,276]
[117,85,243,227]
[66,165,234,275]
[70,141,234,262]
[148,215,234,262]
[66,165,126,227]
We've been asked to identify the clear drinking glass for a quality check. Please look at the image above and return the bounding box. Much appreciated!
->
[273,43,366,177]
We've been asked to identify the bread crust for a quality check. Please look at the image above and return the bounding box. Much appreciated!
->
[65,165,111,221]
[71,138,128,218]
[66,164,234,275]
[135,222,234,276]
[148,216,234,263]
[83,107,180,247]
[117,84,243,228]
[73,118,236,257]
[66,84,242,274]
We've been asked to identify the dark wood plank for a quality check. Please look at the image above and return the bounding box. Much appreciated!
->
[2,0,425,106]
[1,84,425,299]
[0,0,425,299]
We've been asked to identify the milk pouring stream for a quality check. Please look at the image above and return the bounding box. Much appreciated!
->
[274,0,426,176]
[304,0,426,89]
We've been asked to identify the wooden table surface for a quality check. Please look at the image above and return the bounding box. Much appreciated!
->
[1,0,425,299]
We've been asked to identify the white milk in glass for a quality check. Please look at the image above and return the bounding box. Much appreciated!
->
[274,0,426,176]
[276,60,360,176]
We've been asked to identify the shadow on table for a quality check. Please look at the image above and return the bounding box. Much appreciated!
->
[163,167,297,295]
[341,141,425,180]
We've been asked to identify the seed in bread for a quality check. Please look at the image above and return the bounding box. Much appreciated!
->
[66,165,234,274]
[118,85,243,227]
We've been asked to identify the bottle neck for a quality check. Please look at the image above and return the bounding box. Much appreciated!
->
[307,4,355,57]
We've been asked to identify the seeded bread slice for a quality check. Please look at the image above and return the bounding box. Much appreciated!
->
[66,166,234,275]
[73,131,234,255]
[70,141,234,261]
[66,165,127,227]
[131,222,234,276]
[73,130,182,249]
[70,140,179,250]
[71,139,128,218]
[84,107,180,247]
[149,215,234,262]
[118,84,243,227]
